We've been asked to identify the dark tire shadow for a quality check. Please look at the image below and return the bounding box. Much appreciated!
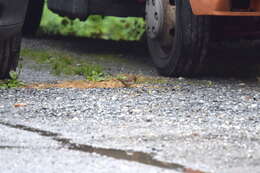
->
[201,40,260,80]
[32,33,152,65]
[27,34,260,80]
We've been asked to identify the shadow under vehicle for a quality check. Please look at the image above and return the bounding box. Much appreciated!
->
[23,0,260,77]
[0,0,29,79]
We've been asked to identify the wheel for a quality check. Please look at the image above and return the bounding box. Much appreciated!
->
[0,34,22,79]
[146,0,211,77]
[22,0,44,36]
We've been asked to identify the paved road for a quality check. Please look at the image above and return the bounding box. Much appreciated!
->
[0,36,260,173]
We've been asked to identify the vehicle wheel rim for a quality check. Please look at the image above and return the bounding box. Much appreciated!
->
[146,0,176,56]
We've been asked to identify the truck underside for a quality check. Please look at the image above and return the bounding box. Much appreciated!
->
[47,0,145,20]
[47,0,260,38]
[190,0,260,16]
[47,0,260,18]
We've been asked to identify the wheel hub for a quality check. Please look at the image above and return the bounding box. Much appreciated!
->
[146,0,164,39]
[146,0,176,46]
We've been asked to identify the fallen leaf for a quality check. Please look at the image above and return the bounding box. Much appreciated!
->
[184,168,206,173]
[14,103,27,108]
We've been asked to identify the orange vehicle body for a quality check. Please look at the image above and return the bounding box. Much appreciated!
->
[190,0,260,16]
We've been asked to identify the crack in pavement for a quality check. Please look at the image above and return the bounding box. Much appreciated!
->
[0,146,29,149]
[0,145,58,150]
[0,121,206,173]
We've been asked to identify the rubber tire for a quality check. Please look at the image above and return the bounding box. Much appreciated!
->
[0,34,22,79]
[147,0,211,77]
[22,0,44,36]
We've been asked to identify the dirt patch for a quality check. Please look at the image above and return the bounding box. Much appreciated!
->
[26,80,131,89]
[24,75,172,89]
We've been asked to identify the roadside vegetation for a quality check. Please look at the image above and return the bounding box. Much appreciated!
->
[39,4,146,41]
[21,48,105,81]
[0,71,24,89]
[20,48,177,89]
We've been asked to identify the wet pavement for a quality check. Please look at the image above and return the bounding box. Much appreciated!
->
[0,36,260,173]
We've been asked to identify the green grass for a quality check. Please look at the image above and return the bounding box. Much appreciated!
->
[0,71,24,89]
[39,4,146,41]
[21,48,106,81]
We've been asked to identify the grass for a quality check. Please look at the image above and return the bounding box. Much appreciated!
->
[0,71,24,89]
[39,4,146,41]
[21,48,106,81]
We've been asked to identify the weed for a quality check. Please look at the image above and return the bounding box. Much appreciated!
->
[115,74,129,81]
[21,48,106,81]
[0,71,24,89]
[73,64,105,81]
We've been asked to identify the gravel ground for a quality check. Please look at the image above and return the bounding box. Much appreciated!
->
[0,36,260,173]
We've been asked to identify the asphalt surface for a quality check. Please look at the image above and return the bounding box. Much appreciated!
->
[0,36,260,173]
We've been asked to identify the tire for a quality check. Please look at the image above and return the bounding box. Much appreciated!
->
[22,0,44,36]
[146,0,211,77]
[0,34,21,79]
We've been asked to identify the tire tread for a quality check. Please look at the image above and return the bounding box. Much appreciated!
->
[0,35,21,79]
